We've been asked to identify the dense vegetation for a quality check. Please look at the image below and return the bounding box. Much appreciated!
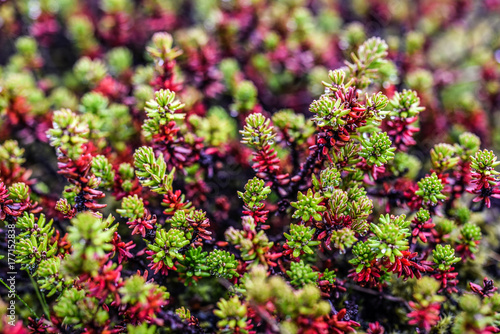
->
[1,0,500,333]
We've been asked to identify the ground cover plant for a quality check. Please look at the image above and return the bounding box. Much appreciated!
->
[1,0,500,333]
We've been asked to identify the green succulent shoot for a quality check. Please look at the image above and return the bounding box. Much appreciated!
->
[120,274,170,306]
[455,132,481,160]
[118,162,136,192]
[240,113,276,149]
[106,47,133,76]
[176,246,211,285]
[55,198,73,217]
[67,212,117,260]
[330,228,358,254]
[116,194,145,220]
[327,186,372,235]
[79,92,109,114]
[291,189,326,222]
[366,91,390,111]
[142,89,185,140]
[470,149,500,178]
[332,142,362,172]
[16,212,54,239]
[323,69,351,89]
[47,109,89,160]
[349,241,376,273]
[389,89,425,118]
[0,140,25,168]
[415,173,447,206]
[147,228,190,269]
[434,218,456,239]
[430,143,460,172]
[286,260,319,288]
[320,268,337,285]
[238,177,271,211]
[36,256,71,297]
[146,32,182,64]
[415,207,431,224]
[359,132,395,167]
[315,166,341,198]
[345,37,389,88]
[391,152,421,178]
[166,210,190,232]
[15,36,38,60]
[126,323,157,334]
[284,224,320,258]
[345,189,373,235]
[225,217,274,267]
[176,306,194,322]
[433,244,460,271]
[206,249,239,279]
[73,57,107,87]
[15,231,57,269]
[367,214,410,263]
[460,222,482,254]
[214,296,250,334]
[68,16,98,53]
[308,94,350,129]
[53,287,108,328]
[134,146,175,194]
[232,80,258,113]
[412,276,446,305]
[242,266,330,319]
[14,212,57,269]
[91,155,115,189]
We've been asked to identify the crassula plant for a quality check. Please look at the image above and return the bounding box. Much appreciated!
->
[1,1,500,334]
